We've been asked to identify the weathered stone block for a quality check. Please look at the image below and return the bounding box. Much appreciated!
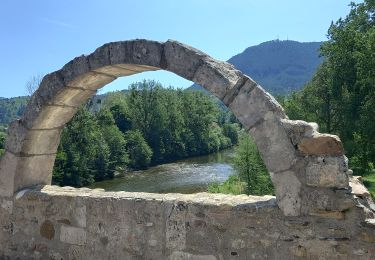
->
[48,87,95,107]
[249,113,296,173]
[350,176,370,198]
[22,104,76,130]
[116,63,158,72]
[0,152,17,197]
[90,40,163,70]
[65,71,115,91]
[61,55,91,84]
[12,153,56,191]
[36,71,68,101]
[229,84,286,130]
[270,171,301,216]
[164,40,208,79]
[298,133,344,156]
[193,58,244,99]
[131,39,163,67]
[92,65,140,77]
[282,119,318,145]
[309,209,345,219]
[60,225,86,245]
[6,120,61,155]
[305,156,349,188]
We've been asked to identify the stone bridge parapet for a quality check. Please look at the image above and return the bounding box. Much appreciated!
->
[0,39,374,259]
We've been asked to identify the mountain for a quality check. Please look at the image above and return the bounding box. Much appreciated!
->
[0,96,29,125]
[189,40,324,95]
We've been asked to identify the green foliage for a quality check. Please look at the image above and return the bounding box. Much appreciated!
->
[53,107,112,186]
[0,96,29,125]
[233,134,274,195]
[208,175,246,195]
[52,80,240,187]
[363,174,375,199]
[124,80,237,163]
[280,0,375,179]
[124,130,153,169]
[0,129,6,157]
[208,133,274,196]
[96,109,129,173]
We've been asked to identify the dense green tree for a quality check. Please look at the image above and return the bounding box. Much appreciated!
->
[53,107,111,186]
[124,130,153,169]
[222,123,239,145]
[280,0,375,176]
[208,133,273,196]
[0,130,6,157]
[233,134,273,195]
[96,108,129,174]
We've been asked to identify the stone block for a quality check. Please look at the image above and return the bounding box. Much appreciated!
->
[349,176,370,198]
[164,40,208,79]
[229,84,286,130]
[130,39,163,67]
[65,71,116,91]
[60,225,86,245]
[249,113,296,173]
[298,133,344,156]
[270,171,301,216]
[169,251,217,260]
[48,87,95,107]
[22,104,77,130]
[36,71,68,102]
[61,55,91,84]
[192,58,244,99]
[6,120,61,155]
[309,209,344,219]
[12,153,56,191]
[116,64,158,72]
[305,156,349,188]
[92,65,140,77]
[0,152,17,197]
[281,119,318,145]
[90,40,163,69]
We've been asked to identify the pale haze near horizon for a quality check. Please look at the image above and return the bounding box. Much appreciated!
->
[0,0,360,98]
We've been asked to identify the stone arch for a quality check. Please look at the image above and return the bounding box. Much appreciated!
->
[0,39,351,216]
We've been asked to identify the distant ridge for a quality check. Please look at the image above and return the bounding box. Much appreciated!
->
[188,40,323,95]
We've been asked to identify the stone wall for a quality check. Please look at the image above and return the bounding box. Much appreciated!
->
[0,185,374,259]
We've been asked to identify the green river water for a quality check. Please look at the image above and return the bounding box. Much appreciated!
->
[90,147,235,193]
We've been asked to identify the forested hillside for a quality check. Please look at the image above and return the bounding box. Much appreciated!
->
[189,40,323,95]
[0,96,28,125]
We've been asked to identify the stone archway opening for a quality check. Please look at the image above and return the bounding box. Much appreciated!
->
[0,39,354,216]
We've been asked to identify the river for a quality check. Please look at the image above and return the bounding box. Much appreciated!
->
[90,147,235,193]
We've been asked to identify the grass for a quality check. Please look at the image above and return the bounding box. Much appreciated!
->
[208,175,246,195]
[363,174,375,199]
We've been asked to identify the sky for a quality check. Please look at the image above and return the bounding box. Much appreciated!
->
[0,0,359,98]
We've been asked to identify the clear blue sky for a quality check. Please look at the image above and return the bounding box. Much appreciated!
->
[0,0,358,98]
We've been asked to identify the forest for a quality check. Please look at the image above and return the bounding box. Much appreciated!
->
[278,0,375,197]
[52,80,240,187]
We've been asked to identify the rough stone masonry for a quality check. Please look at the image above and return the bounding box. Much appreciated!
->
[0,39,374,259]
